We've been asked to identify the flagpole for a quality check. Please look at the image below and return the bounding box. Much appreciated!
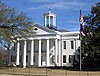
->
[80,35,82,71]
[79,3,82,71]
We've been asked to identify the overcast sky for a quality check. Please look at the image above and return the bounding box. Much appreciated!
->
[5,0,99,31]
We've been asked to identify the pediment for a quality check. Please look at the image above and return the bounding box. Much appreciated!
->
[32,23,56,35]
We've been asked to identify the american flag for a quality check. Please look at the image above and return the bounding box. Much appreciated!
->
[80,10,85,36]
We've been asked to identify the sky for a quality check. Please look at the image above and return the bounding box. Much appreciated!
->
[4,0,100,32]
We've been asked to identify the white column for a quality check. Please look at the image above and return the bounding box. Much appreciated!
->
[49,16,50,27]
[53,17,55,27]
[58,40,61,66]
[23,40,26,68]
[16,41,20,65]
[30,40,34,65]
[54,17,56,27]
[44,16,47,26]
[55,39,58,65]
[61,40,63,66]
[38,39,41,67]
[47,39,49,66]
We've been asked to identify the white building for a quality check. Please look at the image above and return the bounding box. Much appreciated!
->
[9,10,80,68]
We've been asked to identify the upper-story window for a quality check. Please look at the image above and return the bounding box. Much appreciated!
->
[63,41,66,49]
[71,41,74,49]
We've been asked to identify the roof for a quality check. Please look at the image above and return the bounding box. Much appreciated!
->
[33,23,57,34]
[44,10,56,16]
[33,23,70,33]
[55,29,70,32]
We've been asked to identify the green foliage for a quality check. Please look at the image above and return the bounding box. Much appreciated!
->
[82,2,100,69]
[0,1,33,48]
[0,51,6,66]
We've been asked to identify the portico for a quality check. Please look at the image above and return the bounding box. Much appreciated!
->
[16,38,61,68]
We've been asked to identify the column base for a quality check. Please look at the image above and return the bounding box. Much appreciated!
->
[23,66,26,68]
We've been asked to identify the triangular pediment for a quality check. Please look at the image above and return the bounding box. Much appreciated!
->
[32,23,56,35]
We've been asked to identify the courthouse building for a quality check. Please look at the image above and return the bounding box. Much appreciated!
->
[9,10,80,68]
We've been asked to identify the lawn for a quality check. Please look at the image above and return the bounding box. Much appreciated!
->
[0,67,100,76]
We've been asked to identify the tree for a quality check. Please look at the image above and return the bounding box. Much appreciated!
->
[0,50,7,66]
[0,1,33,48]
[82,2,100,69]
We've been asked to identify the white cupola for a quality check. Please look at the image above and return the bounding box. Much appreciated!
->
[44,9,56,29]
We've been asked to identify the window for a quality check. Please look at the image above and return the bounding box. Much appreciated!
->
[63,41,66,49]
[71,41,74,49]
[26,55,28,63]
[20,56,22,63]
[34,56,35,63]
[63,55,66,63]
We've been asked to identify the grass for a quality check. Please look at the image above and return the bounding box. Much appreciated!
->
[0,67,100,76]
